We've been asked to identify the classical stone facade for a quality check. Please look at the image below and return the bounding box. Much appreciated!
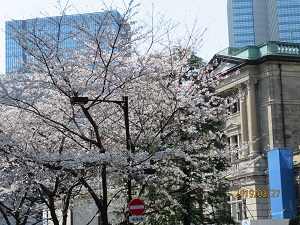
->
[212,41,300,221]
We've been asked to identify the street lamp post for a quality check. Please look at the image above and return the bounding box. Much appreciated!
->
[70,96,132,224]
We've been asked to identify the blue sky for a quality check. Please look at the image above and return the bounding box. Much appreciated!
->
[0,0,228,73]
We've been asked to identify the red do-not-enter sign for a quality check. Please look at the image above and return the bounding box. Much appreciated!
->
[128,198,145,216]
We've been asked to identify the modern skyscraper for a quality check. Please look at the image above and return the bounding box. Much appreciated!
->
[5,11,127,74]
[227,0,300,48]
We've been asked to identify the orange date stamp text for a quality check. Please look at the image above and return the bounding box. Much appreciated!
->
[236,189,280,198]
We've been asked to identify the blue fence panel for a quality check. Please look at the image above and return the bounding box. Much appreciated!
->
[268,148,296,219]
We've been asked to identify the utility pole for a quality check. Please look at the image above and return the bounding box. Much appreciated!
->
[71,96,132,225]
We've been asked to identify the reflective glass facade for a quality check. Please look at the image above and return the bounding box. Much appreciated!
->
[231,0,255,48]
[277,0,300,43]
[228,0,300,48]
[5,11,123,74]
[5,20,25,74]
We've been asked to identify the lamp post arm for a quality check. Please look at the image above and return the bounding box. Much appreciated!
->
[88,99,126,110]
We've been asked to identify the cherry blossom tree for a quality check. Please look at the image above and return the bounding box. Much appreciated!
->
[0,1,237,224]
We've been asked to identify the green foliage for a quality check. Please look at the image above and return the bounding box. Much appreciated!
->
[188,53,205,71]
[141,53,234,225]
[289,215,300,225]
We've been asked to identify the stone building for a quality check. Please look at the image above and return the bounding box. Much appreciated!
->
[211,41,300,221]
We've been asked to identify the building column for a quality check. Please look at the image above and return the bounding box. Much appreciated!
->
[238,83,249,156]
[246,79,259,156]
[230,136,235,161]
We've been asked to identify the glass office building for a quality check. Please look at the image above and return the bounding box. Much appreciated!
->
[5,11,126,74]
[276,0,300,43]
[228,0,300,48]
[227,0,255,48]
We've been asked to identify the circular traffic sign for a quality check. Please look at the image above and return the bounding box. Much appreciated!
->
[128,198,145,216]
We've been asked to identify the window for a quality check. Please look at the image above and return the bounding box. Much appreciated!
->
[227,134,241,160]
[228,100,240,114]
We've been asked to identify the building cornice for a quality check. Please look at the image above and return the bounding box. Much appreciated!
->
[211,41,300,76]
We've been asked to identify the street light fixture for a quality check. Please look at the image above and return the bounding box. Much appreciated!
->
[70,96,89,106]
[70,95,133,223]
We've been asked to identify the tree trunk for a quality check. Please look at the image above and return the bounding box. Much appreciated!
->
[183,213,191,225]
[48,198,60,225]
[183,164,191,225]
[101,164,109,225]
